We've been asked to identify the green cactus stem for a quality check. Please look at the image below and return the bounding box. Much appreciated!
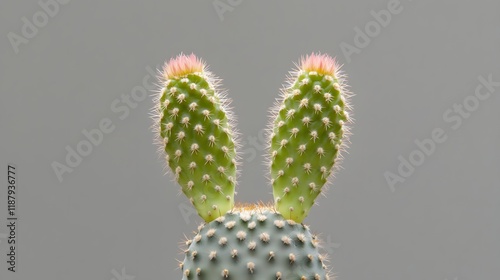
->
[153,53,239,222]
[269,53,352,223]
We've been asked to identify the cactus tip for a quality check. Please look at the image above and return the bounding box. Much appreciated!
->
[299,52,338,76]
[163,53,205,79]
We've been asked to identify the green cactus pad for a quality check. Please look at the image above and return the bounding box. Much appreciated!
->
[269,54,351,223]
[180,206,330,280]
[154,54,239,222]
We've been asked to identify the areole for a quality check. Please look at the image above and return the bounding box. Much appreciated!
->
[151,52,353,279]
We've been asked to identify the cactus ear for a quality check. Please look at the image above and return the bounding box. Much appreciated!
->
[152,53,240,222]
[268,53,352,223]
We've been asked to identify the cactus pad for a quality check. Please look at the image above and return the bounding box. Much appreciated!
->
[153,54,239,222]
[152,53,353,279]
[180,205,330,279]
[269,53,351,223]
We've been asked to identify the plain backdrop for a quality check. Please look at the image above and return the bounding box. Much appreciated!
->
[1,1,499,279]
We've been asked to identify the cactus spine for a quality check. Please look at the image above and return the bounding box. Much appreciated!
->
[153,53,239,222]
[269,53,351,223]
[152,53,352,279]
[180,205,329,280]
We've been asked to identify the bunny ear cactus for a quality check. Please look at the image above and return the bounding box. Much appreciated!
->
[269,53,352,223]
[153,53,240,222]
[152,53,352,280]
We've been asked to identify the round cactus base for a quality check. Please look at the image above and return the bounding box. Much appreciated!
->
[180,206,331,280]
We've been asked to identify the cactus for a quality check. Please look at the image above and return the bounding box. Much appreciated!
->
[152,53,239,222]
[180,204,328,279]
[269,53,351,223]
[152,53,352,279]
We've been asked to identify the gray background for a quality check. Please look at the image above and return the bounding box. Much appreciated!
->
[1,0,499,279]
